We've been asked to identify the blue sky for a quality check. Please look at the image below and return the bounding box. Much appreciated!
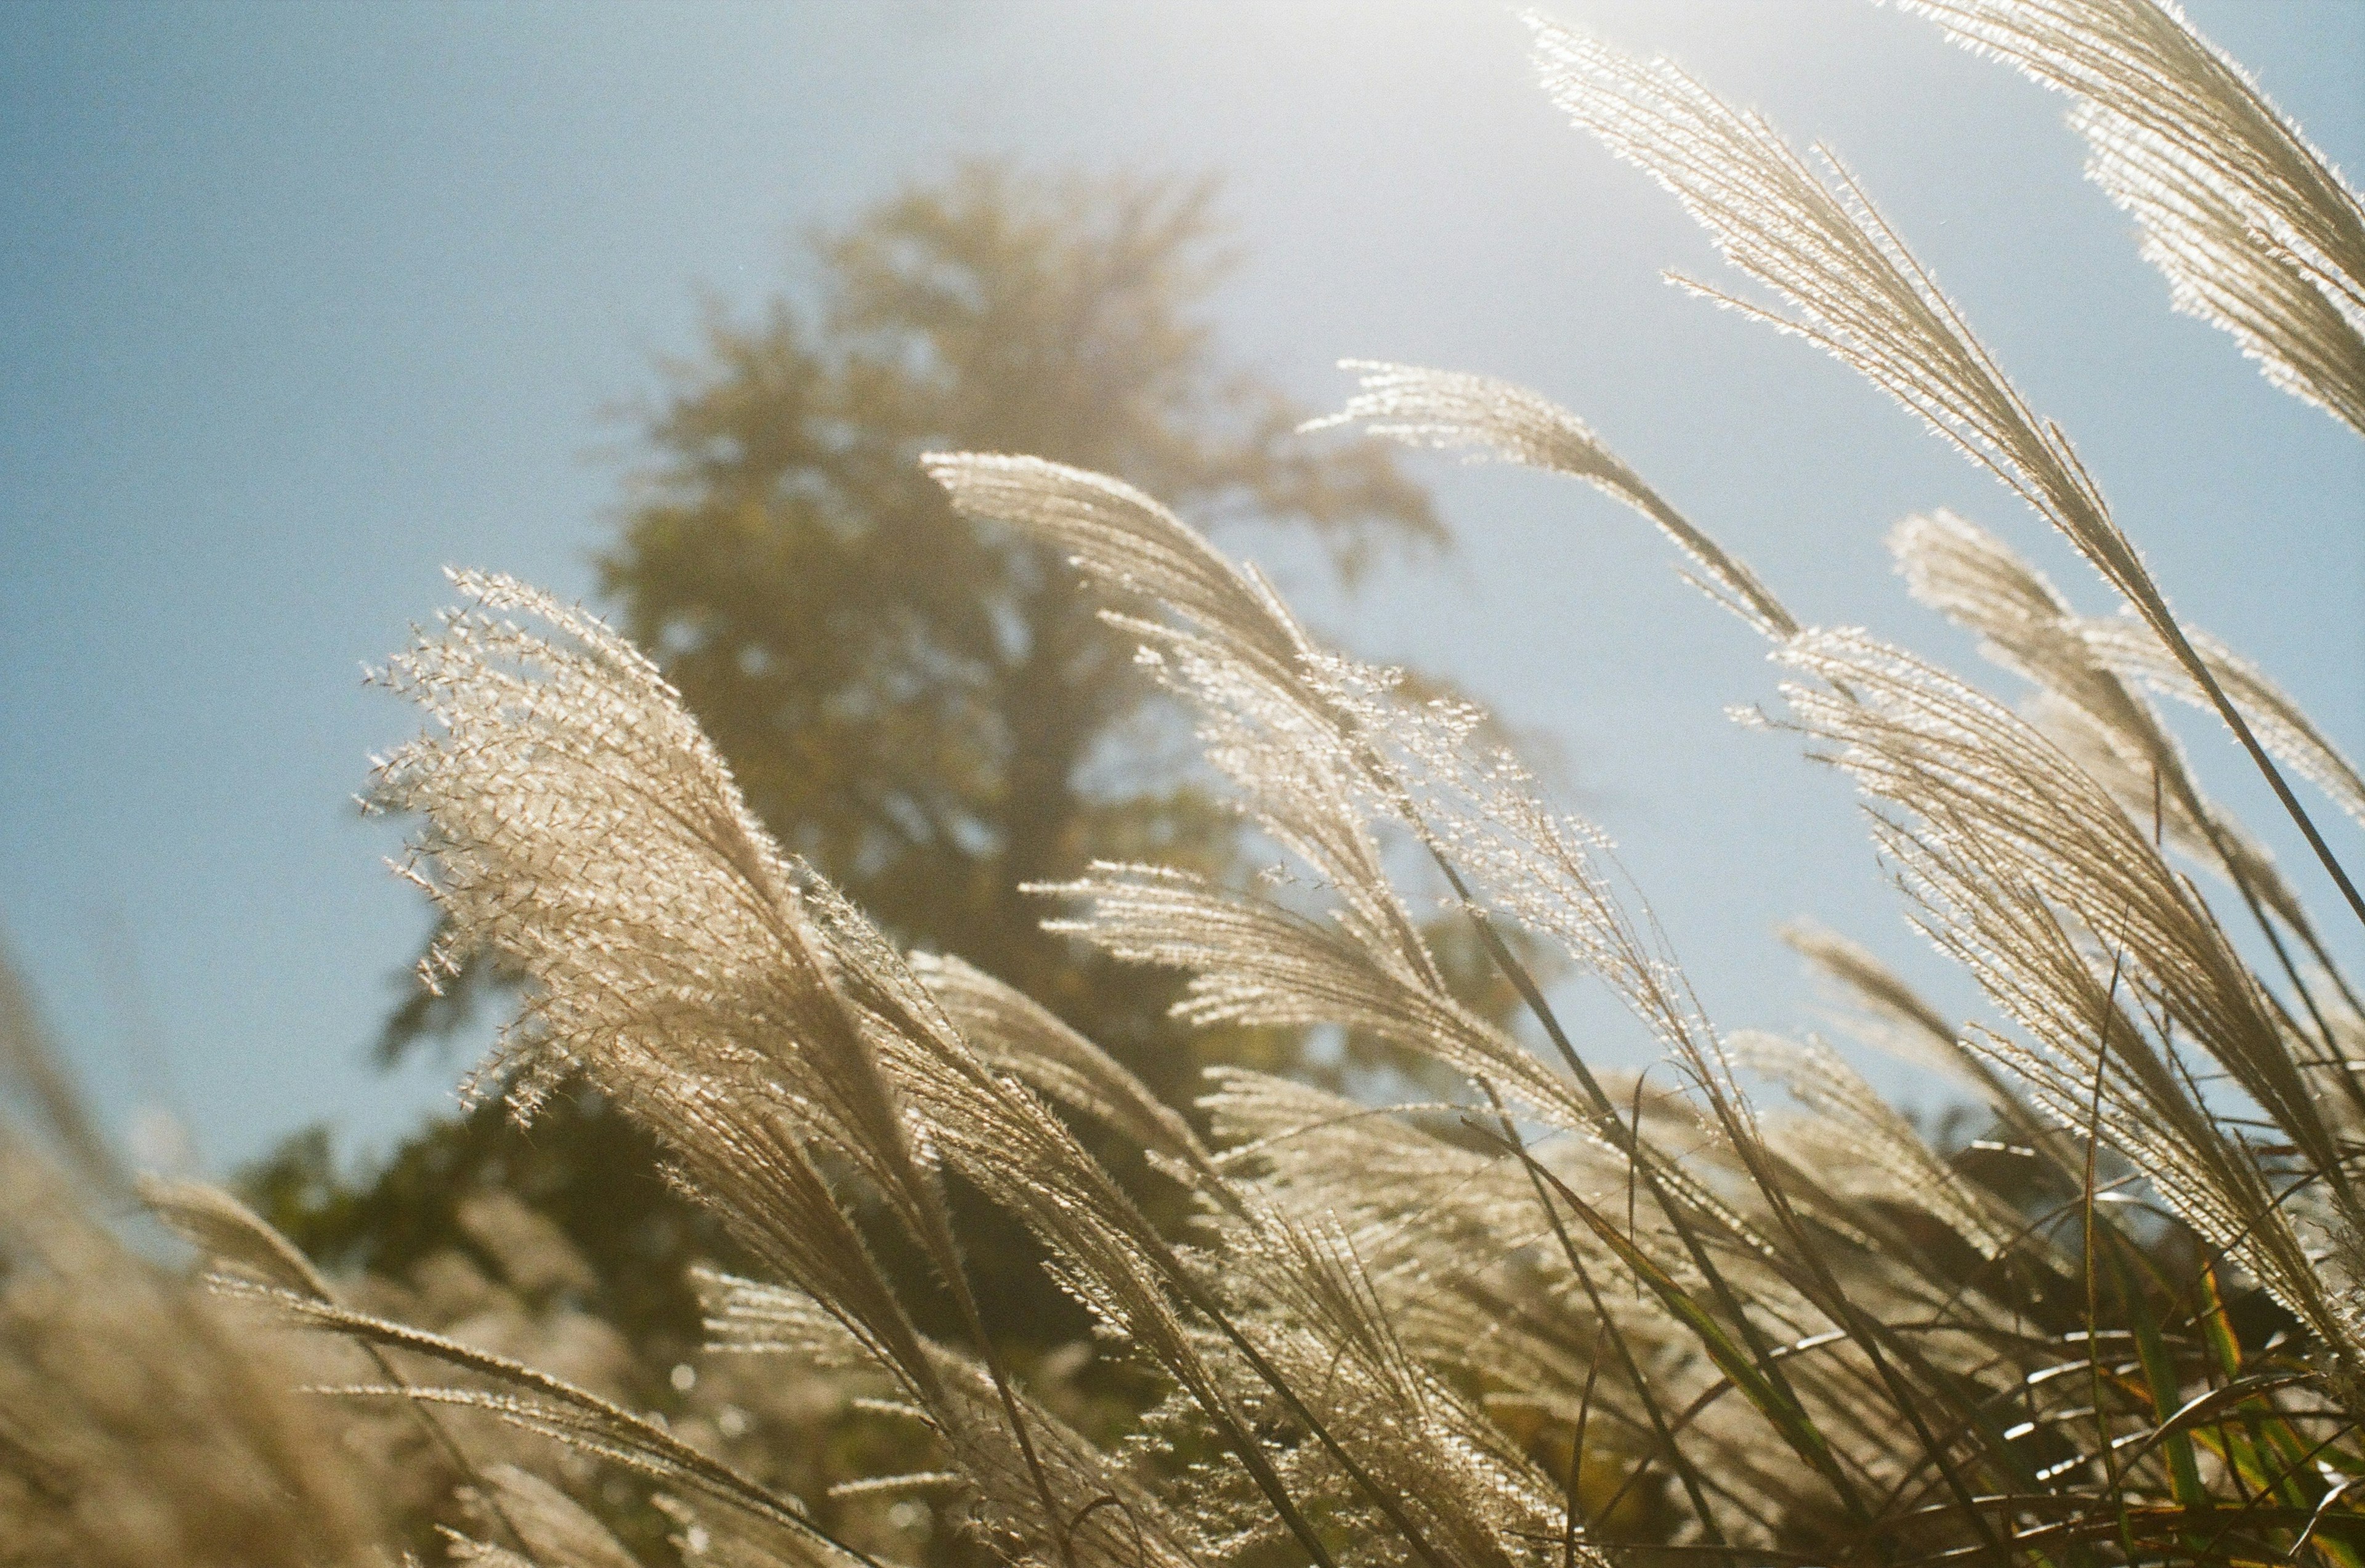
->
[2,0,2359,1176]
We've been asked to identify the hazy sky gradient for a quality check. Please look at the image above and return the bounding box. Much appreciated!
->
[4,0,2360,1175]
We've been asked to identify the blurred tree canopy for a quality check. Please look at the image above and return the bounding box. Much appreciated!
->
[594,162,1441,1077]
[248,163,1466,1364]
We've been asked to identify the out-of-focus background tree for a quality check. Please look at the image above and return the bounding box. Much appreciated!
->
[241,163,1472,1376]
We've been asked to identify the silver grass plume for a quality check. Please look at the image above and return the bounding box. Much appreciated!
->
[0,937,123,1195]
[1781,923,1984,1091]
[369,571,1217,1568]
[905,950,1224,1192]
[376,566,1595,1568]
[1729,1030,2021,1260]
[1895,0,2365,435]
[923,455,1776,1529]
[0,1138,387,1565]
[1523,12,2144,592]
[928,451,2071,1538]
[1891,511,2329,937]
[1310,362,1798,637]
[1527,7,2365,929]
[1302,14,2365,1508]
[1041,864,1585,1134]
[1891,509,2365,1115]
[1774,626,2356,1356]
[458,1463,642,1568]
[926,452,1776,1258]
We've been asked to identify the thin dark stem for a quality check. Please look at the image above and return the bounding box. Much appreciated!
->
[1566,1326,1603,1568]
[1472,1083,1729,1547]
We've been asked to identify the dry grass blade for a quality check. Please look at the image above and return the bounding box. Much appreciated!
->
[467,1462,644,1568]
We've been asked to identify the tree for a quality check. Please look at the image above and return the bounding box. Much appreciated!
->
[600,163,1439,1089]
[251,164,1449,1360]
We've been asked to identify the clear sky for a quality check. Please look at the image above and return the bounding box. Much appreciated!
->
[3,0,2359,1177]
